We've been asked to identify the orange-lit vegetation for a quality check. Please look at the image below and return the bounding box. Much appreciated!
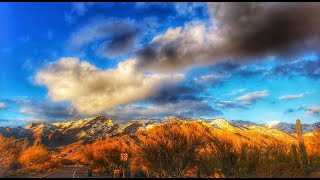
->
[77,136,136,176]
[0,135,28,177]
[0,121,319,178]
[18,145,53,171]
[134,121,212,177]
[76,121,320,178]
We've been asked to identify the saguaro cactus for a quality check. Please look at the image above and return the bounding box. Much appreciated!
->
[295,119,308,165]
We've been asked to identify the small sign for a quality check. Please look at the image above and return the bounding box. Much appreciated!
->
[120,153,128,161]
[114,169,120,178]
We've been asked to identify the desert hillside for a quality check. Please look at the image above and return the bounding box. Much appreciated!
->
[1,116,319,178]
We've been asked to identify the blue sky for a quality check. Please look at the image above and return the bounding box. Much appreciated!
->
[0,2,320,127]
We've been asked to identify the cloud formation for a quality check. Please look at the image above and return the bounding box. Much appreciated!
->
[18,99,79,120]
[203,58,320,84]
[174,2,208,17]
[135,23,217,72]
[284,106,306,114]
[225,88,247,96]
[145,83,202,105]
[36,57,183,115]
[64,2,97,24]
[135,2,320,72]
[279,94,304,100]
[194,73,230,85]
[105,101,223,121]
[67,18,141,58]
[215,100,248,109]
[234,90,269,105]
[307,106,320,116]
[285,105,320,117]
[208,2,320,59]
[214,90,269,110]
[269,59,320,79]
[0,102,5,109]
[0,97,84,124]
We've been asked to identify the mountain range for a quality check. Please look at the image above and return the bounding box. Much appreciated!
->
[0,115,319,148]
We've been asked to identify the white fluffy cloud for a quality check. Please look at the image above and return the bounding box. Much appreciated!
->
[234,90,269,105]
[36,57,183,115]
[136,23,224,72]
[278,93,304,100]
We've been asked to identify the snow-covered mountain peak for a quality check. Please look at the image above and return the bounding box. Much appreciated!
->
[264,120,282,128]
[210,118,232,128]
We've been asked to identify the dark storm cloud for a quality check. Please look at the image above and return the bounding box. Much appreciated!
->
[103,23,141,57]
[134,23,214,72]
[146,83,203,105]
[68,18,141,58]
[209,2,320,58]
[19,100,80,120]
[135,2,320,72]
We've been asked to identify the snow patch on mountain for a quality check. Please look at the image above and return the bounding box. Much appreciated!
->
[264,121,281,128]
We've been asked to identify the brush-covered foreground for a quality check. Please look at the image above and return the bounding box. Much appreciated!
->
[1,119,319,178]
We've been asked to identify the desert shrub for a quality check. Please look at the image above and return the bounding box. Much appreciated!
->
[18,144,52,171]
[197,138,241,178]
[307,129,320,156]
[0,135,28,177]
[251,143,305,178]
[197,140,308,178]
[51,157,76,167]
[135,121,213,178]
[80,137,133,176]
[61,158,76,165]
[236,143,261,177]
